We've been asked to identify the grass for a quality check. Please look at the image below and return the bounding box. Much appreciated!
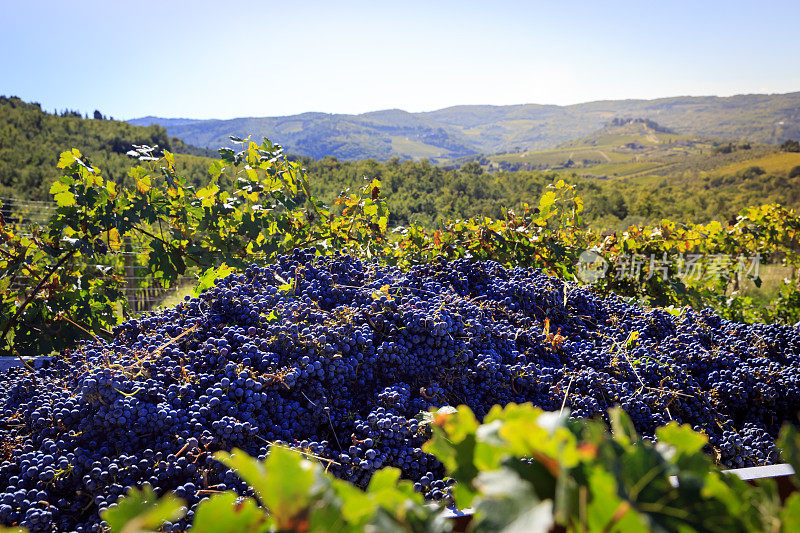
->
[489,146,630,167]
[476,119,797,209]
[390,136,449,159]
[739,263,797,301]
[571,161,667,178]
[480,121,734,178]
[709,152,800,177]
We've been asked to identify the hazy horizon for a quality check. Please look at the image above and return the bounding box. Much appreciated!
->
[124,89,799,122]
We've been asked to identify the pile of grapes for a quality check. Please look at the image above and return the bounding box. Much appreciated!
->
[2,250,799,531]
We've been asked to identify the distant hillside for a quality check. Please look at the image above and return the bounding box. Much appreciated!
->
[0,96,213,201]
[298,134,800,230]
[580,117,676,138]
[130,92,800,162]
[131,110,477,161]
[473,118,781,179]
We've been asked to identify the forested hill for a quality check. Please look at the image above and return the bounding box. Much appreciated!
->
[0,96,214,200]
[130,92,800,162]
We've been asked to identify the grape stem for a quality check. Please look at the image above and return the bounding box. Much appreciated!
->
[559,373,576,415]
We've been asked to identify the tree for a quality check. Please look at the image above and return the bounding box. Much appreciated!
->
[461,161,483,175]
[93,109,104,120]
[781,139,800,152]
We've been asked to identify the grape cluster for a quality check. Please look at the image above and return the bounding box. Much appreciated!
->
[1,250,799,531]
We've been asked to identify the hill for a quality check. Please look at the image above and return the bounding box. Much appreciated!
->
[471,118,743,177]
[131,110,477,161]
[5,95,800,233]
[0,96,214,201]
[297,116,800,230]
[129,92,800,162]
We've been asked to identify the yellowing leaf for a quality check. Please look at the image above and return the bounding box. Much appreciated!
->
[197,185,218,199]
[197,184,220,207]
[539,191,557,212]
[371,284,393,301]
[194,264,236,296]
[108,228,122,250]
[54,191,76,206]
[364,204,378,217]
[50,181,69,195]
[136,177,152,194]
[57,148,82,169]
[626,331,639,350]
[208,159,225,178]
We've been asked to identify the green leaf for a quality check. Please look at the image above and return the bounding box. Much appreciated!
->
[655,422,710,475]
[586,466,648,533]
[364,203,378,217]
[330,478,376,526]
[276,272,296,294]
[102,485,185,533]
[417,405,457,428]
[197,184,220,207]
[128,165,149,179]
[609,407,639,447]
[503,458,558,502]
[194,264,236,296]
[54,190,76,207]
[656,422,708,456]
[539,191,556,212]
[367,467,402,492]
[422,406,481,507]
[490,404,583,469]
[701,473,754,526]
[215,447,318,530]
[219,147,236,164]
[781,492,800,533]
[778,425,800,489]
[471,468,544,532]
[49,181,69,195]
[189,492,268,533]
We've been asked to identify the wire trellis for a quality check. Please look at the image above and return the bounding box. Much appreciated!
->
[3,195,199,314]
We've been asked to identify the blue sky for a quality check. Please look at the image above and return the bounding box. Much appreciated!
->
[1,0,798,119]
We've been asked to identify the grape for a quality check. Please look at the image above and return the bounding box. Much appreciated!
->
[1,249,798,530]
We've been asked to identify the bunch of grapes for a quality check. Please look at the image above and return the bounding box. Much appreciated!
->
[1,249,799,531]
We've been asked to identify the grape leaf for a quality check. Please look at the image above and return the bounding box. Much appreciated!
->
[102,485,184,533]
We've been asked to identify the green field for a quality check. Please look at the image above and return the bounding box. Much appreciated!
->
[709,151,800,177]
[389,135,450,159]
[464,119,800,189]
[479,120,716,174]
